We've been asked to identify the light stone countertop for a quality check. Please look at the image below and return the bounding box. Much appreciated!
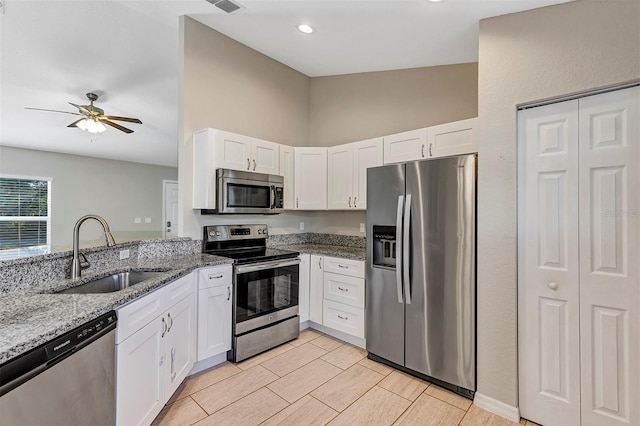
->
[0,253,232,365]
[276,244,366,261]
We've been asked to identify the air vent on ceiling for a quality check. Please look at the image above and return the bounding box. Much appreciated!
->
[206,0,241,13]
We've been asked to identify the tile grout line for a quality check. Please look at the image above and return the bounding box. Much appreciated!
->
[187,395,210,425]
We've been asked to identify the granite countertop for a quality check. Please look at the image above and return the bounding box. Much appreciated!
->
[277,244,366,261]
[0,253,232,365]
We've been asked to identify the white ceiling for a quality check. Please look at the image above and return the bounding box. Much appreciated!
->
[0,0,571,167]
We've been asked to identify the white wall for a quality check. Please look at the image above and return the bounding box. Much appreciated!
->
[477,0,640,408]
[0,146,178,250]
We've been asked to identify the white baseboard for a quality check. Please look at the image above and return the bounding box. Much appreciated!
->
[189,352,227,375]
[473,393,520,423]
[300,320,310,331]
[308,321,366,349]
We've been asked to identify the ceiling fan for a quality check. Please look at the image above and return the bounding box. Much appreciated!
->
[25,92,142,134]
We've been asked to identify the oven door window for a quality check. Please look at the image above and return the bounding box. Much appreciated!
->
[236,264,299,323]
[227,183,270,208]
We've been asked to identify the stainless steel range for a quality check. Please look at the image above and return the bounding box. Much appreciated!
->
[203,224,300,362]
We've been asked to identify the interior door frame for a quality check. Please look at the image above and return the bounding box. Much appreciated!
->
[162,179,179,238]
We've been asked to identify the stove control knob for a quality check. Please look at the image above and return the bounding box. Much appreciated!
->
[216,231,221,236]
[257,229,262,235]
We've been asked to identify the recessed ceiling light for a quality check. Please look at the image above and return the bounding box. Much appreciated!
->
[429,0,443,2]
[297,24,315,34]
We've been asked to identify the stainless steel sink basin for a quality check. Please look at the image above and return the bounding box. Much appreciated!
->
[56,271,164,294]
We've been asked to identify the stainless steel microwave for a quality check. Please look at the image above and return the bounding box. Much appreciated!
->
[202,168,284,214]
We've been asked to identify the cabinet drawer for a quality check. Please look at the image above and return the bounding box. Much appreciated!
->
[323,256,364,278]
[198,265,232,290]
[323,272,364,309]
[116,288,164,344]
[164,274,195,307]
[322,300,364,338]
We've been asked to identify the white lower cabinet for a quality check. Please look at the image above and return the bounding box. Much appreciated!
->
[116,274,196,426]
[323,299,365,338]
[309,254,324,323]
[197,265,233,361]
[298,254,310,323]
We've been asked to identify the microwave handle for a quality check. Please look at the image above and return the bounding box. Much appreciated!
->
[270,185,276,209]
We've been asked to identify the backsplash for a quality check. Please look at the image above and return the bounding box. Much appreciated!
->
[267,233,365,248]
[0,238,199,294]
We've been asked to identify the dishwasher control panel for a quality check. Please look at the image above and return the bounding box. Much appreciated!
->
[44,311,117,361]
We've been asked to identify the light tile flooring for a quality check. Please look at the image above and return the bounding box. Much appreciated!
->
[153,330,540,426]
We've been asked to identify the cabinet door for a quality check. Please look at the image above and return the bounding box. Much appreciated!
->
[116,287,165,344]
[279,146,295,209]
[323,256,365,278]
[298,254,310,323]
[327,144,354,210]
[578,87,639,426]
[116,316,165,426]
[309,255,324,323]
[427,117,478,158]
[197,284,232,361]
[352,138,383,210]
[517,100,581,426]
[323,272,365,309]
[252,138,280,174]
[164,295,196,399]
[215,130,253,172]
[383,128,427,164]
[322,299,364,339]
[294,148,327,210]
[192,129,216,209]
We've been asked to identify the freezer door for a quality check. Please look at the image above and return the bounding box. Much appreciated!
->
[404,155,476,391]
[366,163,405,366]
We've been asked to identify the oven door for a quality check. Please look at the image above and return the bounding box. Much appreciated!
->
[218,176,282,214]
[234,258,300,334]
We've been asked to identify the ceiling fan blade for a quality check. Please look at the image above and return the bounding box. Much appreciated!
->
[103,116,142,124]
[68,102,91,115]
[101,119,134,134]
[25,107,82,116]
[67,118,85,128]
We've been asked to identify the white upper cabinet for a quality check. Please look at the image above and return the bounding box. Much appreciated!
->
[328,138,383,210]
[383,128,428,164]
[279,145,295,210]
[192,128,281,209]
[327,144,354,209]
[427,117,478,158]
[294,147,327,210]
[382,118,478,164]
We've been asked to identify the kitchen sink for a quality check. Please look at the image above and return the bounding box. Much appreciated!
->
[55,271,165,294]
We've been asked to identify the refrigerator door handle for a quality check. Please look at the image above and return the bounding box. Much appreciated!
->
[395,195,404,304]
[403,194,412,304]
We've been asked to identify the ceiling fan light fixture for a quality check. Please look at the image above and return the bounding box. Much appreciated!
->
[78,117,106,134]
[297,24,315,34]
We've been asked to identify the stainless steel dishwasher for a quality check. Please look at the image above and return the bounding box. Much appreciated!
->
[0,311,117,426]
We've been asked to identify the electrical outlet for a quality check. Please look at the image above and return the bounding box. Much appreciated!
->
[144,217,151,224]
[119,249,130,260]
[134,217,141,224]
[360,223,365,233]
[299,222,305,231]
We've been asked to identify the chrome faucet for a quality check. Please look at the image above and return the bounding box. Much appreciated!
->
[71,214,116,280]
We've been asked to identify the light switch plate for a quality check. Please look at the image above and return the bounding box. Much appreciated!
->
[360,223,365,233]
[144,217,151,224]
[299,222,304,231]
[134,217,141,224]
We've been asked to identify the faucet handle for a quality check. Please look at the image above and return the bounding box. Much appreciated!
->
[79,252,90,270]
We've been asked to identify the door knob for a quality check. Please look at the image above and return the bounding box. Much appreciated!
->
[548,282,558,290]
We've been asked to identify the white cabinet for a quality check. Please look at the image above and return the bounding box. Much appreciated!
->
[518,87,639,426]
[309,254,324,323]
[327,138,383,210]
[279,145,295,210]
[323,272,365,309]
[192,129,280,209]
[383,128,428,164]
[294,147,327,210]
[298,254,310,323]
[116,274,196,426]
[321,257,365,339]
[197,265,233,361]
[427,117,477,158]
[322,299,365,338]
[382,118,478,165]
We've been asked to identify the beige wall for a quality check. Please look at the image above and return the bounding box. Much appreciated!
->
[0,146,178,250]
[309,64,478,146]
[477,0,640,408]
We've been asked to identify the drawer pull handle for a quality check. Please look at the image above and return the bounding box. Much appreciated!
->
[421,144,425,157]
[429,143,433,156]
[338,286,349,292]
[247,158,251,170]
[348,196,351,208]
[253,159,257,171]
[227,286,231,301]
[209,274,223,279]
[167,313,173,333]
[338,264,347,269]
[338,315,348,321]
[161,317,167,338]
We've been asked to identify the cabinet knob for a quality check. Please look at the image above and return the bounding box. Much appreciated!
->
[548,282,558,290]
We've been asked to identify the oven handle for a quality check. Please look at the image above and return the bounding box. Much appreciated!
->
[235,258,301,274]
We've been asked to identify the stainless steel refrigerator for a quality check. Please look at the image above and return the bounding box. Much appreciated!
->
[366,154,476,397]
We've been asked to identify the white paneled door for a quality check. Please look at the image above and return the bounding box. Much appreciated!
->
[518,100,581,426]
[578,87,639,426]
[518,85,639,426]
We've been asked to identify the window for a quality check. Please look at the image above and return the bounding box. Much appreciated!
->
[0,176,51,258]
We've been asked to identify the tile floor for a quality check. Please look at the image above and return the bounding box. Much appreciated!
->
[153,329,540,426]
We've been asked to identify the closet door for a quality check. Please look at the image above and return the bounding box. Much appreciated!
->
[518,100,581,426]
[578,86,639,426]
